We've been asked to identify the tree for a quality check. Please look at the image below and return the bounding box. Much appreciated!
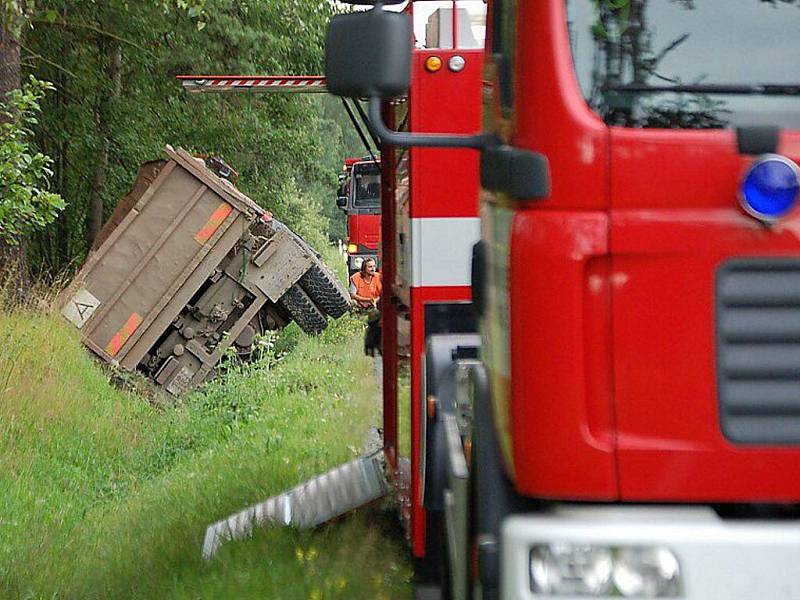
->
[0,0,365,279]
[1,2,24,285]
[20,0,346,277]
[0,77,65,247]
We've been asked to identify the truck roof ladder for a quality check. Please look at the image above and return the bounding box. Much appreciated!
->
[177,75,328,93]
[202,450,389,559]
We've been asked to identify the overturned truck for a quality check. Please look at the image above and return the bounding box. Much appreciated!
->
[60,146,350,395]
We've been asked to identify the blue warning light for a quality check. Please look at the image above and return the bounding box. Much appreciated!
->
[740,155,800,223]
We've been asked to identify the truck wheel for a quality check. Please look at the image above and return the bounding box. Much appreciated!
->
[278,284,328,335]
[299,264,350,318]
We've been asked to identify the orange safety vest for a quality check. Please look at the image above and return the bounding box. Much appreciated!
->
[350,271,382,307]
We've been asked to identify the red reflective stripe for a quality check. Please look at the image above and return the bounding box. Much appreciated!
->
[194,203,233,244]
[105,312,142,357]
[177,76,328,94]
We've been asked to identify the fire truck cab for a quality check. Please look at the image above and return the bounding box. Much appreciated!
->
[326,1,800,599]
[337,157,382,273]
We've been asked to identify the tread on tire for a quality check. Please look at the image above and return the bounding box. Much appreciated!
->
[278,284,328,335]
[299,264,351,319]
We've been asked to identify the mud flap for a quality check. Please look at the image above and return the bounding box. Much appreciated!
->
[202,451,389,559]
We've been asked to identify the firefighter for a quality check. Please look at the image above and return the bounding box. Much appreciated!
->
[349,257,382,309]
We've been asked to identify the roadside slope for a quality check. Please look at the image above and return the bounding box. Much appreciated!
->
[0,306,411,599]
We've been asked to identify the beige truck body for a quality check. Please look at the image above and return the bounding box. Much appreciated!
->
[61,146,349,395]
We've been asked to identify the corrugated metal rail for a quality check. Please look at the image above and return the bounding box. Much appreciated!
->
[202,451,388,559]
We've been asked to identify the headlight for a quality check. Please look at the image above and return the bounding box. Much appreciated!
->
[530,544,682,597]
[613,547,681,598]
[352,257,364,269]
[530,544,613,596]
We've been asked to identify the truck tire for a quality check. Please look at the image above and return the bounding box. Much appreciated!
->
[299,264,350,318]
[278,284,328,335]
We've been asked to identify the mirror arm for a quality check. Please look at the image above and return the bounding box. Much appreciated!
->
[367,97,492,149]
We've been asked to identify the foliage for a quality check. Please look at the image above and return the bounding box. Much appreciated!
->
[0,0,26,33]
[0,75,65,244]
[0,0,363,276]
[1,0,208,31]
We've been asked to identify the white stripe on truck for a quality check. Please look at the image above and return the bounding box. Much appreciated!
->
[411,217,481,287]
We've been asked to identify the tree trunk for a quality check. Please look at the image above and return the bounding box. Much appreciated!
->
[0,24,20,96]
[86,42,122,247]
[55,58,70,271]
[0,22,28,297]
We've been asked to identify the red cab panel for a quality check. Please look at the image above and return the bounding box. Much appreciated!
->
[509,210,617,500]
[410,49,483,219]
[610,130,800,502]
[499,0,617,499]
[348,213,381,251]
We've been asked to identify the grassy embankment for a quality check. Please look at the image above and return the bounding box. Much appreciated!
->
[0,282,412,598]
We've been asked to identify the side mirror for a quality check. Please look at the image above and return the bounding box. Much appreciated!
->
[336,196,347,209]
[325,5,488,149]
[325,8,412,99]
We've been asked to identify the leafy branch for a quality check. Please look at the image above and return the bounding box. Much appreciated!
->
[0,75,66,244]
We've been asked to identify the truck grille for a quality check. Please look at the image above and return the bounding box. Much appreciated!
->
[717,259,800,444]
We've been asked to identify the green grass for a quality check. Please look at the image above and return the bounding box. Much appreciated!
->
[0,300,412,599]
[397,365,411,459]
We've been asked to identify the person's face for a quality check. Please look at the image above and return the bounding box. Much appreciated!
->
[365,260,376,275]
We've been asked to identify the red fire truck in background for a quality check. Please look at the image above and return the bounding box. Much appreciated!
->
[337,156,382,273]
[326,0,800,599]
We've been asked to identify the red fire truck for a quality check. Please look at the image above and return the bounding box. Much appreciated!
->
[338,156,382,273]
[326,0,800,598]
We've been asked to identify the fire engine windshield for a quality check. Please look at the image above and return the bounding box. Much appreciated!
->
[566,0,800,129]
[352,163,381,207]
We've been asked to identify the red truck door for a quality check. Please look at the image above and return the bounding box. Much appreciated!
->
[562,1,800,502]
